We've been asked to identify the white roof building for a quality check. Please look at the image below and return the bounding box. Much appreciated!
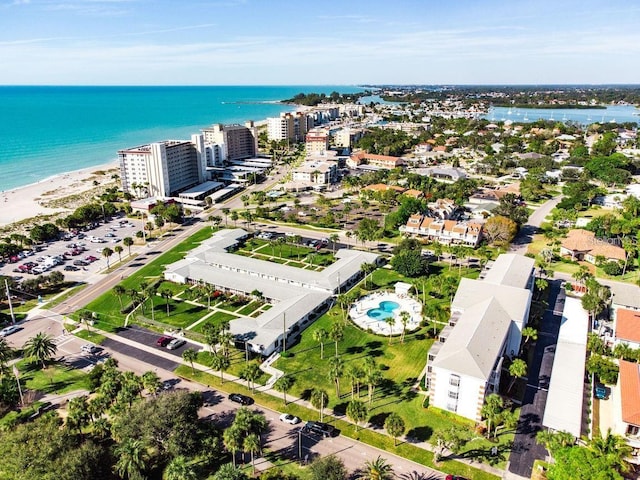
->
[426,254,535,421]
[164,229,379,355]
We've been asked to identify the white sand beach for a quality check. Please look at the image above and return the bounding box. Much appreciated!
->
[0,161,119,228]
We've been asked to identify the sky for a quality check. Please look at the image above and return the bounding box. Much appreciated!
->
[1,0,639,85]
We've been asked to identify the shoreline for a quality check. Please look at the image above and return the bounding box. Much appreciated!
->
[0,161,120,229]
[0,102,310,229]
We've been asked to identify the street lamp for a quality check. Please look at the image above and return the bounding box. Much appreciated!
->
[12,365,23,406]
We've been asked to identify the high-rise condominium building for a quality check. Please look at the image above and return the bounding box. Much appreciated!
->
[267,112,313,142]
[201,121,258,162]
[118,134,206,198]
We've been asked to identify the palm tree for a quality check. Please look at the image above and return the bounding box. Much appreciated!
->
[384,412,406,446]
[114,245,124,263]
[210,353,230,384]
[310,388,329,421]
[160,288,173,315]
[123,236,134,255]
[384,315,395,343]
[360,456,394,480]
[328,356,344,397]
[164,455,197,480]
[329,321,344,357]
[363,357,382,404]
[66,395,92,434]
[141,370,161,396]
[102,247,114,268]
[223,426,242,467]
[329,233,340,253]
[240,362,261,391]
[0,338,13,375]
[589,429,632,474]
[182,348,198,374]
[23,332,57,369]
[243,433,261,476]
[313,328,328,359]
[346,363,364,399]
[274,374,294,405]
[346,399,368,432]
[114,438,147,480]
[109,283,127,308]
[399,311,410,343]
[521,326,538,345]
[508,358,527,393]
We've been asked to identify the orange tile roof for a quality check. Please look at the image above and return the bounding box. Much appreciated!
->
[561,229,627,261]
[420,217,435,228]
[620,360,640,426]
[616,309,640,343]
[406,214,422,226]
[364,183,389,192]
[402,189,423,198]
[443,220,457,232]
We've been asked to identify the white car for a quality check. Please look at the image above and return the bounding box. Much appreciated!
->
[279,413,301,425]
[81,344,99,354]
[0,325,20,337]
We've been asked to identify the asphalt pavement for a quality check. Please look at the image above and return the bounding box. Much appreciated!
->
[507,279,565,478]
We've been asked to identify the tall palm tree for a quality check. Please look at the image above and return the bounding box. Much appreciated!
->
[508,358,527,393]
[114,245,124,263]
[160,288,173,315]
[0,338,14,375]
[23,332,57,370]
[328,356,344,397]
[102,247,114,269]
[346,399,368,432]
[113,285,126,309]
[313,328,328,359]
[141,371,161,396]
[243,433,261,475]
[274,374,294,405]
[223,426,242,467]
[310,388,329,421]
[182,348,198,374]
[114,438,147,480]
[210,353,230,384]
[240,362,261,391]
[399,311,410,343]
[164,455,197,480]
[122,236,134,255]
[329,321,344,357]
[359,456,394,480]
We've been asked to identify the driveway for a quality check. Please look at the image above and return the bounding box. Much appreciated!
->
[507,280,565,477]
[510,196,563,255]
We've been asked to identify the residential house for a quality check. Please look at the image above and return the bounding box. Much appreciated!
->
[615,309,640,349]
[560,229,626,264]
[400,214,483,247]
[347,151,404,170]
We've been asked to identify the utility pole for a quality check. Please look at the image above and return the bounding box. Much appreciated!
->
[12,365,23,406]
[5,279,15,324]
[282,312,287,353]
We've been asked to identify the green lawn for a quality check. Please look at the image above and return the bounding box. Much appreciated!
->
[74,329,107,344]
[190,311,239,333]
[136,297,209,329]
[17,360,90,395]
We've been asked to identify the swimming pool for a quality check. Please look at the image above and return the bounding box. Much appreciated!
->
[366,300,400,320]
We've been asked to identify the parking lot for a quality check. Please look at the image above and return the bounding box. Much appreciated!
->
[0,216,143,283]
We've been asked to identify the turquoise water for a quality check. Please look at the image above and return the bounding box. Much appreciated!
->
[0,85,362,191]
[486,104,640,124]
[367,300,400,321]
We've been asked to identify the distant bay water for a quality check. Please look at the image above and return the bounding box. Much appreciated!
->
[0,85,362,192]
[485,104,640,124]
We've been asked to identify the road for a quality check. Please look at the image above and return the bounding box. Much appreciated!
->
[506,280,565,478]
[510,196,563,255]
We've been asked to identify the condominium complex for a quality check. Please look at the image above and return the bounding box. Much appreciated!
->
[267,112,313,142]
[118,135,206,198]
[426,254,535,421]
[201,121,258,162]
[305,130,330,154]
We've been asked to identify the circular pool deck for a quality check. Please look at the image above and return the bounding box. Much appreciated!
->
[348,291,422,336]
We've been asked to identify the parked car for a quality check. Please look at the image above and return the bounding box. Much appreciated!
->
[595,384,608,400]
[28,401,54,420]
[279,413,301,425]
[81,344,99,354]
[64,265,80,271]
[302,421,336,438]
[85,255,98,262]
[156,335,173,347]
[166,338,186,350]
[228,393,253,405]
[0,325,20,337]
[73,260,89,266]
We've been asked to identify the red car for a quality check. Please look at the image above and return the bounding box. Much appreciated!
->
[156,336,173,347]
[85,255,98,263]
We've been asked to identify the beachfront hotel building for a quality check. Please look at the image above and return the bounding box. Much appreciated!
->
[164,229,380,356]
[118,135,207,198]
[305,130,330,154]
[425,254,535,422]
[201,121,258,162]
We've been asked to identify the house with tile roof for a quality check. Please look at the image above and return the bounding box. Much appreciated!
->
[560,229,627,264]
[347,151,404,170]
[616,361,640,452]
[425,254,535,421]
[615,309,640,349]
[400,214,484,247]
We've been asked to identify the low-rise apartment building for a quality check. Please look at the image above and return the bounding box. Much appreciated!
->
[400,214,483,247]
[347,151,404,170]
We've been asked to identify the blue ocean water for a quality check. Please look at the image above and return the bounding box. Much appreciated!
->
[0,85,362,192]
[485,104,640,124]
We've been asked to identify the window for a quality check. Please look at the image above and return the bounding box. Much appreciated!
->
[628,425,640,436]
[446,403,457,412]
[448,391,459,400]
[449,374,460,387]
